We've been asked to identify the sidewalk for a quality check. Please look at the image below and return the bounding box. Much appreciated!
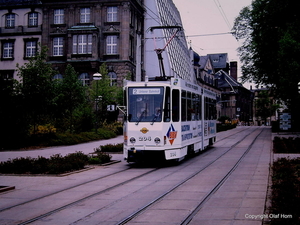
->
[0,135,124,163]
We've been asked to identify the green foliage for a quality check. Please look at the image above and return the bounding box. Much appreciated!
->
[94,143,123,153]
[0,47,124,149]
[90,63,123,123]
[88,152,112,164]
[102,121,123,135]
[216,123,237,132]
[273,137,300,153]
[0,152,89,174]
[254,90,280,124]
[17,45,56,132]
[217,116,231,124]
[271,158,300,225]
[54,64,89,132]
[44,129,116,147]
[232,0,300,126]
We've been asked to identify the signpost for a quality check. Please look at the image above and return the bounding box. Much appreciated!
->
[279,113,291,131]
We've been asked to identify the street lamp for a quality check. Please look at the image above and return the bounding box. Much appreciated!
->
[93,72,102,81]
[93,72,102,133]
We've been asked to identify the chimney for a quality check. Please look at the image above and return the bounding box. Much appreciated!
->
[230,61,238,80]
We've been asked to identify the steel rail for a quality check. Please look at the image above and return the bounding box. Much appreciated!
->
[180,128,265,225]
[0,167,132,213]
[17,167,160,225]
[116,127,260,225]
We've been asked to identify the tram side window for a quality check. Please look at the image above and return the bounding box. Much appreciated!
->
[193,93,200,120]
[172,89,180,122]
[187,92,192,121]
[204,97,217,120]
[181,91,187,121]
[164,87,171,122]
[205,97,209,120]
[212,99,217,119]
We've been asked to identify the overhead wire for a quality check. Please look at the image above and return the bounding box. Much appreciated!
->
[213,0,232,30]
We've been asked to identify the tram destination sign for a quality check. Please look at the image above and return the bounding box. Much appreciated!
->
[132,88,161,95]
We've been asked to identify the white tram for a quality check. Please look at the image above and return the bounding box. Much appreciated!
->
[123,77,217,163]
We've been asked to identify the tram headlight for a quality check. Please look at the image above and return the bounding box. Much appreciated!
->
[130,137,136,144]
[154,137,161,144]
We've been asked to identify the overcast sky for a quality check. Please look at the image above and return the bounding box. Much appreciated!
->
[172,0,253,87]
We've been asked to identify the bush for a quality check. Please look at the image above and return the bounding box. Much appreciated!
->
[102,121,123,135]
[0,152,89,175]
[271,158,300,225]
[95,143,123,152]
[88,152,112,164]
[217,123,237,132]
[273,137,300,153]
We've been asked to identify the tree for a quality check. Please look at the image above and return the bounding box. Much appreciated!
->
[0,73,29,149]
[17,45,56,134]
[90,63,123,124]
[232,0,300,128]
[54,64,90,132]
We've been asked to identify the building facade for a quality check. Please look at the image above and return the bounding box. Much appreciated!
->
[144,0,192,82]
[0,0,144,85]
[42,0,144,85]
[0,0,43,82]
[215,69,253,124]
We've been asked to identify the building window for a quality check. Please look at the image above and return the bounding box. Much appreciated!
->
[2,42,14,59]
[107,7,118,22]
[53,37,63,56]
[73,34,92,54]
[54,9,64,24]
[53,74,63,80]
[108,71,117,86]
[80,8,90,23]
[6,14,15,28]
[106,35,118,54]
[28,12,38,27]
[0,70,14,87]
[25,40,37,58]
[79,73,90,86]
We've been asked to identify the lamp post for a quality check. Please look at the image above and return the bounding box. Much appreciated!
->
[93,72,102,133]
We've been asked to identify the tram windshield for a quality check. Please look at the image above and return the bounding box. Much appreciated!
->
[128,87,164,123]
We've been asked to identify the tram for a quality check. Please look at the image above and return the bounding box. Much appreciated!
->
[122,77,217,163]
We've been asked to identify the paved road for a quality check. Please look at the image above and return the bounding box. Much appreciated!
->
[0,127,273,225]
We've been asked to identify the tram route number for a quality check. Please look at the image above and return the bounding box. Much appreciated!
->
[139,136,151,141]
[169,152,177,158]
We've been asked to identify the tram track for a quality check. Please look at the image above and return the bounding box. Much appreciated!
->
[0,167,133,213]
[180,128,265,225]
[116,127,263,225]
[34,128,259,224]
[0,127,263,225]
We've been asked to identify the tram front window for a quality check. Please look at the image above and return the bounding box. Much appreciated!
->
[128,87,164,123]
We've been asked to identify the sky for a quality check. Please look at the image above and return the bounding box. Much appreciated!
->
[172,0,253,88]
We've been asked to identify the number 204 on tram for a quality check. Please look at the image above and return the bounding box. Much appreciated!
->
[123,77,217,163]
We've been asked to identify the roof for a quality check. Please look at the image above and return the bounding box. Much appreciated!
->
[215,69,242,89]
[68,25,98,31]
[208,53,228,69]
[199,55,209,70]
[0,0,41,6]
